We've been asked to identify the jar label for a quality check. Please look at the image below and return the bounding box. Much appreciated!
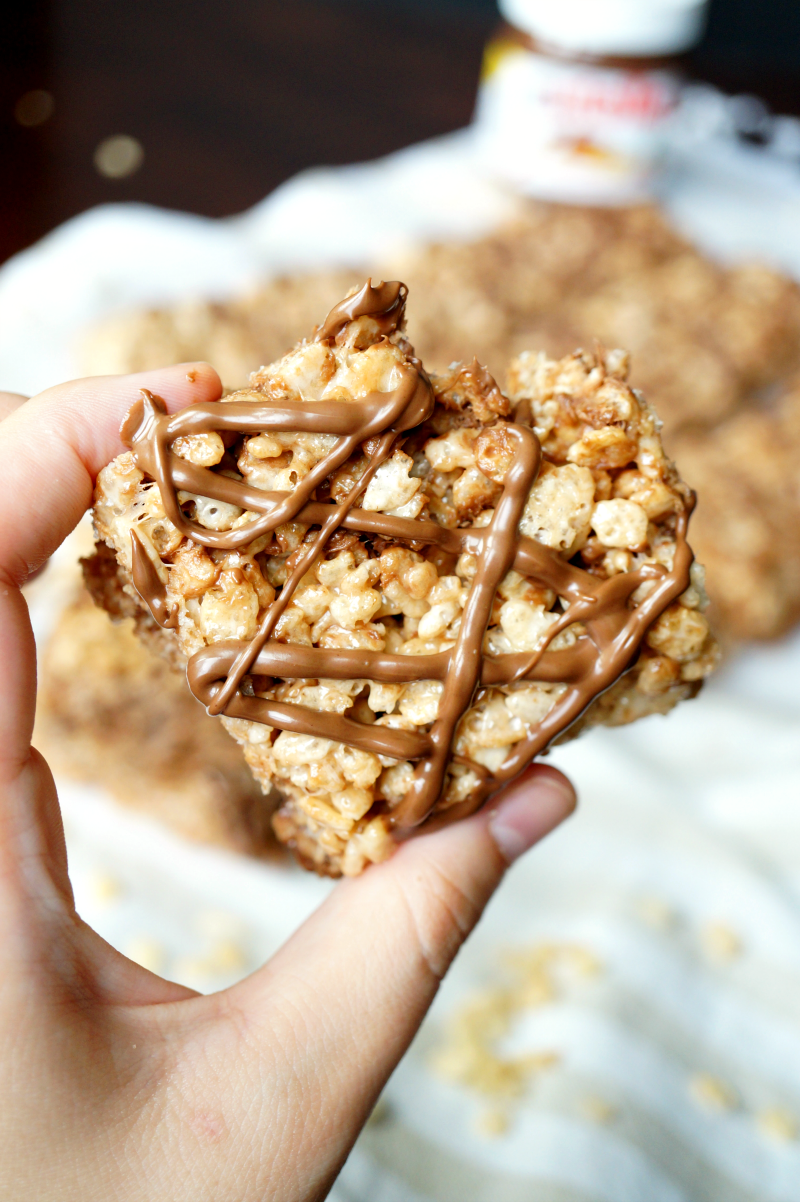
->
[475,41,679,202]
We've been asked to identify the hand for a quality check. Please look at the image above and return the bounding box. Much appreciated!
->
[0,367,576,1201]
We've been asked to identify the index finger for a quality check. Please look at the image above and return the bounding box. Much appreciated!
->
[0,363,221,587]
[0,363,221,773]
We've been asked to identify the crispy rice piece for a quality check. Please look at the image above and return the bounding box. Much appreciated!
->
[88,282,716,876]
[35,589,283,855]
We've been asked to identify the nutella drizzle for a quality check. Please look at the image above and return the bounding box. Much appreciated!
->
[123,280,694,833]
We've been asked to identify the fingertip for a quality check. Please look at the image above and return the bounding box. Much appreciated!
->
[43,362,224,474]
[488,765,577,864]
[165,361,223,405]
[29,361,223,446]
[364,762,576,906]
[0,363,226,591]
[124,361,223,413]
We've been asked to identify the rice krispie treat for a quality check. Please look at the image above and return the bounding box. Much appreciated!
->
[393,204,800,435]
[81,204,800,646]
[671,378,800,641]
[82,203,800,442]
[82,273,358,392]
[35,589,282,856]
[88,281,716,875]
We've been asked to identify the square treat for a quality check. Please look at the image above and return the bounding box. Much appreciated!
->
[88,282,717,875]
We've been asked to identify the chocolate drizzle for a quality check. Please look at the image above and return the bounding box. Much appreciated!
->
[130,528,178,629]
[313,279,407,343]
[123,281,694,833]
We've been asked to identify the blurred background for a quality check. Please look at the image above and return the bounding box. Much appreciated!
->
[4,0,800,265]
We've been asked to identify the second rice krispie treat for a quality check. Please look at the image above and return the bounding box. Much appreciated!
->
[35,588,282,856]
[83,204,800,439]
[671,377,800,641]
[87,281,717,875]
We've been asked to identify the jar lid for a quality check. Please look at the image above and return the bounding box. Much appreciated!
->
[498,0,708,57]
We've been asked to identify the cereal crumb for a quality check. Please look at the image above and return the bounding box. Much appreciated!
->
[474,1108,510,1138]
[636,895,677,930]
[564,946,603,979]
[195,909,246,941]
[700,922,743,962]
[172,956,211,983]
[205,940,248,974]
[430,941,589,1126]
[756,1108,798,1143]
[172,942,248,982]
[88,872,122,906]
[580,1095,618,1125]
[688,1073,739,1113]
[125,936,165,974]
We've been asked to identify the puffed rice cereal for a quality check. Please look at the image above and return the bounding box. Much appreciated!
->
[85,282,717,875]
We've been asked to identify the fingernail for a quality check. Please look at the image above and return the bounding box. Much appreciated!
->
[489,772,576,864]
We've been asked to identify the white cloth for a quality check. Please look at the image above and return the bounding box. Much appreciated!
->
[7,101,800,1202]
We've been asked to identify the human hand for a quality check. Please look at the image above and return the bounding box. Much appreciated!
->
[0,366,576,1201]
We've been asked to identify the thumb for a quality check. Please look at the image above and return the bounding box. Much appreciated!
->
[229,765,575,1177]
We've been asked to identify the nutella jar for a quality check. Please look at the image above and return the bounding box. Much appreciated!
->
[474,0,708,203]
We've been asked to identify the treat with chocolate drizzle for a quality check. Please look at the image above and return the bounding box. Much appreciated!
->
[88,281,718,875]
